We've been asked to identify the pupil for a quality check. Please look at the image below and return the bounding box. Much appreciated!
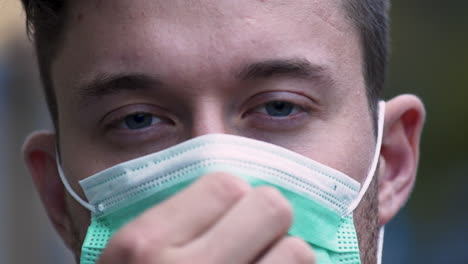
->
[265,101,293,117]
[125,113,152,129]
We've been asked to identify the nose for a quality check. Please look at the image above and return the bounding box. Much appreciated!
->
[189,96,229,138]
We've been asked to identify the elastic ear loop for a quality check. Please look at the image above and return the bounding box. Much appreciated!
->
[347,101,386,214]
[56,152,97,213]
[377,226,385,264]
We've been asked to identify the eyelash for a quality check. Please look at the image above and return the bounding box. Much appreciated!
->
[110,101,305,126]
[243,101,310,130]
[243,90,313,116]
[102,93,313,135]
[249,101,306,117]
[102,105,171,132]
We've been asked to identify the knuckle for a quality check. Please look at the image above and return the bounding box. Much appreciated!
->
[175,244,218,264]
[256,186,293,226]
[155,248,188,264]
[176,253,212,264]
[283,237,316,263]
[203,172,251,204]
[104,226,158,263]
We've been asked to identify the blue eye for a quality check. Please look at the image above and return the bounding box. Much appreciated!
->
[123,113,161,129]
[264,101,296,117]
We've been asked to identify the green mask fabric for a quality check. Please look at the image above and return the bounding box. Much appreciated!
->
[58,102,386,264]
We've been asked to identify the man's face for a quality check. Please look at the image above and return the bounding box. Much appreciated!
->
[52,0,376,259]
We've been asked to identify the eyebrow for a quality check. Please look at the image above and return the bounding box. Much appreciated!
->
[237,58,329,80]
[76,58,329,107]
[76,73,164,107]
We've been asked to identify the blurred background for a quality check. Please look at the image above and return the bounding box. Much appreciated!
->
[0,0,467,263]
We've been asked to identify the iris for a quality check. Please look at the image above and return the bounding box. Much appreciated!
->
[124,113,157,129]
[264,101,295,117]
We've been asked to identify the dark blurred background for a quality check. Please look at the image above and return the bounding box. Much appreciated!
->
[0,0,467,263]
[382,0,468,263]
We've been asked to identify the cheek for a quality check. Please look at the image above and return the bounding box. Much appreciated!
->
[66,195,91,250]
[275,119,374,182]
[336,106,376,182]
[60,126,112,180]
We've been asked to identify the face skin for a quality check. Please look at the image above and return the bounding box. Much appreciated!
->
[22,0,426,263]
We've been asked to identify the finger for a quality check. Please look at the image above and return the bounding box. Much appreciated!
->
[256,236,315,264]
[186,186,293,264]
[98,173,251,263]
[132,172,251,244]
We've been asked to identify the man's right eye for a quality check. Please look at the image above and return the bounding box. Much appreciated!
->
[118,113,162,130]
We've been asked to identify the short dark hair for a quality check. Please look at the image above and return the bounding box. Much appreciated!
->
[21,0,390,128]
[344,0,390,120]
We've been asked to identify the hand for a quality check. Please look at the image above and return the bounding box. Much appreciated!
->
[97,173,316,264]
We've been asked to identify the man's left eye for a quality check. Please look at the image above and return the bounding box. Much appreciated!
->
[120,113,161,130]
[257,101,302,117]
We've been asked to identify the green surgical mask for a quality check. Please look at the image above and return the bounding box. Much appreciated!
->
[58,102,386,264]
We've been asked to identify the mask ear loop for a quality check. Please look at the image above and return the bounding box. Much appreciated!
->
[376,226,385,264]
[56,152,97,213]
[347,101,386,215]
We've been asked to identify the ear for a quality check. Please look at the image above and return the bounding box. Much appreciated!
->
[378,95,426,226]
[22,131,74,250]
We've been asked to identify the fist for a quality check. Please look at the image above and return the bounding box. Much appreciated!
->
[97,173,315,264]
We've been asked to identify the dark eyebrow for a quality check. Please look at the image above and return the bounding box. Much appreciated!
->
[237,58,329,80]
[76,73,163,107]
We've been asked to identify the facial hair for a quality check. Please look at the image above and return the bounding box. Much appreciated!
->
[354,174,380,264]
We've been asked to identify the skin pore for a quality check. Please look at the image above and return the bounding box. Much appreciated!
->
[22,0,426,263]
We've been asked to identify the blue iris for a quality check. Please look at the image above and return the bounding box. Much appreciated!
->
[124,113,155,129]
[265,101,294,117]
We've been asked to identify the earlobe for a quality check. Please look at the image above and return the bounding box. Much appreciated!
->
[22,131,74,250]
[378,95,426,226]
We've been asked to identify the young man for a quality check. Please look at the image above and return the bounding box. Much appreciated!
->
[21,0,425,263]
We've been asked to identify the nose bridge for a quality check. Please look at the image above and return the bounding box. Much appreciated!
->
[189,95,228,138]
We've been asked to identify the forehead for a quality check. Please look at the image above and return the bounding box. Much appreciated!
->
[68,0,350,29]
[53,0,361,98]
